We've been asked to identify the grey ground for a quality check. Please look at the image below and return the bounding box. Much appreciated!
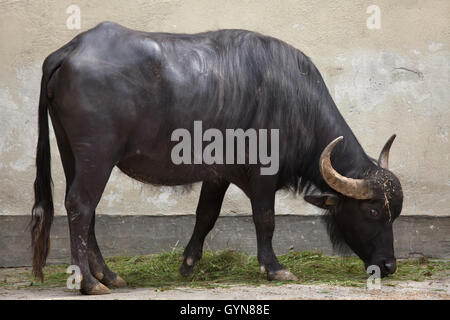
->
[0,280,448,300]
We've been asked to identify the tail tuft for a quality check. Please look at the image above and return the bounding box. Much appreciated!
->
[31,204,53,281]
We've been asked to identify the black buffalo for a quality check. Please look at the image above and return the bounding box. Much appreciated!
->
[31,22,403,294]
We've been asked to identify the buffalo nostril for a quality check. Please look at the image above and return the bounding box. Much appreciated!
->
[384,260,397,274]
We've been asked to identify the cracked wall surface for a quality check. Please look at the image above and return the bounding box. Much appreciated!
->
[0,0,449,217]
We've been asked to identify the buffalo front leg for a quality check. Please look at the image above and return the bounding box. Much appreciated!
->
[250,179,298,281]
[179,180,230,277]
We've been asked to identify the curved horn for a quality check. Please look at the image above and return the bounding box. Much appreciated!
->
[319,136,373,199]
[378,134,396,169]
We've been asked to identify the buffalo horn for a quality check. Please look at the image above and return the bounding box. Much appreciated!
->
[378,134,396,169]
[319,136,373,199]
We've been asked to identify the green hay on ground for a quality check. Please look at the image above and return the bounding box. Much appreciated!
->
[0,250,448,290]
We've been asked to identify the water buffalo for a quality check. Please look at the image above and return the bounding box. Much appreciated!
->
[31,22,403,294]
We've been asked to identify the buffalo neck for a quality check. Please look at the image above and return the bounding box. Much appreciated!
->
[303,94,376,192]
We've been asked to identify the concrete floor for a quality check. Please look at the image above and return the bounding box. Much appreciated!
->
[1,280,448,300]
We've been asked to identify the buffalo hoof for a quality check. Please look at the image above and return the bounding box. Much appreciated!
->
[179,262,195,277]
[82,282,111,295]
[267,269,298,281]
[108,275,127,288]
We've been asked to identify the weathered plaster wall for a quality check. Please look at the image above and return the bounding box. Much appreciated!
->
[0,0,449,217]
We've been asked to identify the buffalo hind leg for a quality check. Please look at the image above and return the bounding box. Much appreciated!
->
[64,157,115,295]
[179,180,230,277]
[87,214,126,287]
[250,178,298,281]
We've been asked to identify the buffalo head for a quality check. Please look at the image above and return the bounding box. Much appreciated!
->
[305,135,403,277]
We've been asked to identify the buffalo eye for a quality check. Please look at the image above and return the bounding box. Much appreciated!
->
[369,208,379,217]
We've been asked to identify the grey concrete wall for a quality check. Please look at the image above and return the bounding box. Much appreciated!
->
[0,0,449,220]
[1,214,449,267]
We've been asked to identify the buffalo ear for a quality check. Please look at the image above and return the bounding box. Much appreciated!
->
[304,193,340,209]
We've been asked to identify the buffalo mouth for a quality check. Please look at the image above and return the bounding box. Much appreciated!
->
[365,259,397,278]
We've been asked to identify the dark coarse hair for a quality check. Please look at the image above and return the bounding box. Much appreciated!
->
[166,29,374,193]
